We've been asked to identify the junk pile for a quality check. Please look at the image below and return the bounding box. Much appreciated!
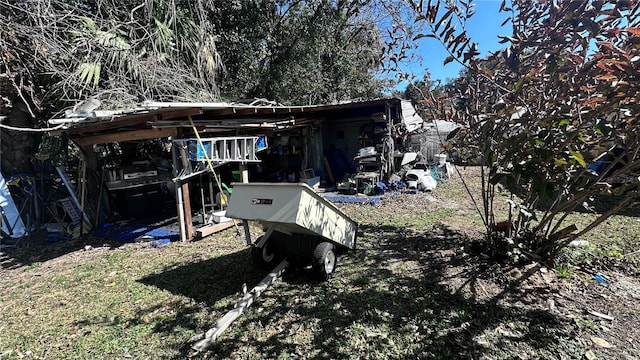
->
[337,146,385,196]
[389,151,452,193]
[333,118,460,197]
[337,149,453,196]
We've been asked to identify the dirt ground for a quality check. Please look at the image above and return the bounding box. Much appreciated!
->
[1,166,639,359]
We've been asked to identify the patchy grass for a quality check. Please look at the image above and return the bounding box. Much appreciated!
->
[0,166,639,359]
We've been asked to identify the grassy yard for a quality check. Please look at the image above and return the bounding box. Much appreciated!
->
[1,167,639,359]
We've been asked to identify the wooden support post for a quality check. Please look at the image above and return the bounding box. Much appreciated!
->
[200,182,207,225]
[190,259,289,352]
[175,182,187,242]
[172,142,188,242]
[78,144,97,170]
[182,182,193,240]
[208,176,215,210]
[239,163,249,183]
[323,157,335,183]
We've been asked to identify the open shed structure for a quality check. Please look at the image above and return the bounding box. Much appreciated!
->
[48,98,425,241]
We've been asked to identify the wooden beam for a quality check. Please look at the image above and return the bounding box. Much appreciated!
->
[50,108,203,136]
[159,108,204,121]
[194,220,237,239]
[71,127,177,146]
[182,182,193,240]
[78,144,97,170]
[54,115,153,136]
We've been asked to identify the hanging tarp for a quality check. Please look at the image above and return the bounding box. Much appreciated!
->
[400,100,425,133]
[0,171,26,238]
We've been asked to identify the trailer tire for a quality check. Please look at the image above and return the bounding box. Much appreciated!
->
[312,242,336,281]
[250,237,277,267]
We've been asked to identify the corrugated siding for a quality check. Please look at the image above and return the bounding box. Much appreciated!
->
[408,133,445,162]
[407,120,460,162]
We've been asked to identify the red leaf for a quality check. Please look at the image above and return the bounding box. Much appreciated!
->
[594,74,618,81]
[443,55,455,65]
[595,61,610,71]
[624,28,640,36]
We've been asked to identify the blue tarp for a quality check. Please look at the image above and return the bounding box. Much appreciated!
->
[92,223,179,243]
[324,195,382,205]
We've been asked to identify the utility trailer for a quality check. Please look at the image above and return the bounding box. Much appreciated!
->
[189,182,358,352]
[225,182,358,280]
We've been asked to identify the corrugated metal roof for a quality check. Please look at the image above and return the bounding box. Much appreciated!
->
[47,98,424,145]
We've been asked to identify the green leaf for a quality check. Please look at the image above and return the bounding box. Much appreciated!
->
[596,119,613,136]
[93,62,101,87]
[514,77,525,91]
[489,173,504,185]
[77,62,92,85]
[570,151,586,167]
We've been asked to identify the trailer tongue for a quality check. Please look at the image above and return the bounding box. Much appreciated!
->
[190,259,289,352]
[189,182,358,352]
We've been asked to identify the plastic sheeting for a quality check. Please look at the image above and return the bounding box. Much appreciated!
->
[0,172,26,238]
[401,100,425,132]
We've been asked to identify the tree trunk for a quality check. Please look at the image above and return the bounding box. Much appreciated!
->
[1,97,41,176]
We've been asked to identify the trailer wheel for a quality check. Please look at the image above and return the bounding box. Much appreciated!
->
[250,237,276,267]
[312,242,336,281]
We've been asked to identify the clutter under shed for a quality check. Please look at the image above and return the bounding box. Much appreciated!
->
[5,98,457,246]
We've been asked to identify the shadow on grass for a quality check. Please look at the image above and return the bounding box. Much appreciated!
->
[0,215,180,271]
[130,221,578,359]
[138,247,265,306]
[67,247,268,358]
[504,178,640,218]
[568,193,640,217]
[0,231,127,271]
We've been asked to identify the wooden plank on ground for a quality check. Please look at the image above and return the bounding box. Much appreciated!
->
[195,220,237,239]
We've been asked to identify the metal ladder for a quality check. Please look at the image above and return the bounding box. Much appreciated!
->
[173,136,267,165]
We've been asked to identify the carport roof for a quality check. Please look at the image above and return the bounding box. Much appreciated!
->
[47,98,413,146]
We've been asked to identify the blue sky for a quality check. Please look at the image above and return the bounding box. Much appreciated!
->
[395,0,512,88]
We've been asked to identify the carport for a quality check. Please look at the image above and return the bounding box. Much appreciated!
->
[47,98,423,241]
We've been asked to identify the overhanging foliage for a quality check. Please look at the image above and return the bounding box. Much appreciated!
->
[408,0,640,264]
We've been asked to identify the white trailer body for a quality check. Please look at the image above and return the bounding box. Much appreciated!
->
[225,182,357,250]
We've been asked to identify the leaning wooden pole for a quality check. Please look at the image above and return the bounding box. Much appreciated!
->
[190,259,289,352]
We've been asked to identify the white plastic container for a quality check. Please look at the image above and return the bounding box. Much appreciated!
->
[213,210,232,223]
[358,147,377,157]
